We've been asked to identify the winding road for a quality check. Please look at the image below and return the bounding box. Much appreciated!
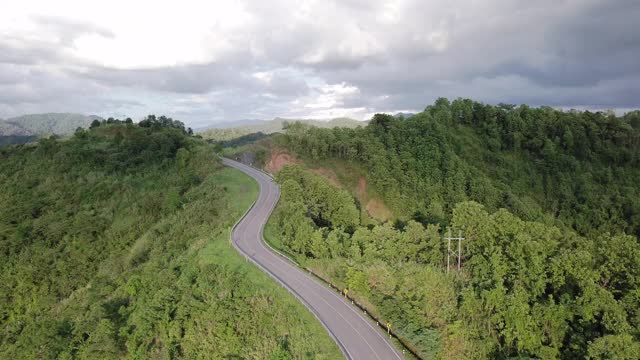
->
[223,158,404,360]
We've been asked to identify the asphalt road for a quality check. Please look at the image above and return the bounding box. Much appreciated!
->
[223,158,404,360]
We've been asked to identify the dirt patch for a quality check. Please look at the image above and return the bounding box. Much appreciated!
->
[356,177,367,197]
[312,168,341,187]
[365,199,392,221]
[354,176,392,221]
[265,149,300,173]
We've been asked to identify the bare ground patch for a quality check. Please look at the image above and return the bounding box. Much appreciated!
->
[312,168,341,187]
[355,177,392,221]
[265,149,300,173]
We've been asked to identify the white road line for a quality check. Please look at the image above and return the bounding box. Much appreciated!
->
[224,157,404,360]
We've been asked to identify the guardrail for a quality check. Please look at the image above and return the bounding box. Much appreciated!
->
[306,268,424,360]
[222,155,424,360]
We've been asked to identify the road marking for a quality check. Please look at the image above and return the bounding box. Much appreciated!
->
[225,158,404,360]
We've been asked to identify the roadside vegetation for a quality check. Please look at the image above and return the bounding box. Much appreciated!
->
[262,99,640,359]
[0,119,341,359]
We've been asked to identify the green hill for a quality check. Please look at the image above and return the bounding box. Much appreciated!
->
[200,116,364,141]
[0,122,340,358]
[253,98,640,359]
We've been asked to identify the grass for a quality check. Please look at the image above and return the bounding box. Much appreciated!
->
[211,167,259,214]
[198,167,342,359]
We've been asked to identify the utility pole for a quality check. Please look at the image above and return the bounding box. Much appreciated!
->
[444,229,465,273]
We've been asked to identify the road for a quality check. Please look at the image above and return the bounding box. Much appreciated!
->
[223,158,404,360]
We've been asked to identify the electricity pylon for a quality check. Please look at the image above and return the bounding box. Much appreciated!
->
[444,229,465,273]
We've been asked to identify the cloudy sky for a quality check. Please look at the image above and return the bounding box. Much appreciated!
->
[1,0,639,127]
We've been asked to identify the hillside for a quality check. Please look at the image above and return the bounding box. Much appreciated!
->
[0,121,340,358]
[233,98,640,359]
[281,100,640,238]
[200,116,364,141]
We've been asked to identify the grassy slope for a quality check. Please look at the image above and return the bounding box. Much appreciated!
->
[197,168,342,359]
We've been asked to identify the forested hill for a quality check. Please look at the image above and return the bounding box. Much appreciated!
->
[283,98,640,239]
[0,118,340,358]
[259,98,640,358]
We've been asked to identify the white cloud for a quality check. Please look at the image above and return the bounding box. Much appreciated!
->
[302,82,359,109]
[2,0,254,69]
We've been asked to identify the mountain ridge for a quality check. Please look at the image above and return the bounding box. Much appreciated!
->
[0,113,103,137]
[199,116,365,141]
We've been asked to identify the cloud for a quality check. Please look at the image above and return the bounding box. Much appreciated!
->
[34,15,114,45]
[1,0,639,125]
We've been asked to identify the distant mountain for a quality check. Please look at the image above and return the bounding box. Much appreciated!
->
[210,119,266,129]
[0,113,103,136]
[193,119,264,132]
[200,117,365,141]
[0,121,28,136]
[0,113,103,145]
[394,112,416,119]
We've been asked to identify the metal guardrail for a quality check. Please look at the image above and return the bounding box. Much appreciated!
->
[223,155,424,360]
[305,271,424,359]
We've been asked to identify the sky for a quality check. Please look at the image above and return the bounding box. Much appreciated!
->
[1,0,639,127]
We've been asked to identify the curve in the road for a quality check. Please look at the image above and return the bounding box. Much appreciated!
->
[223,158,404,360]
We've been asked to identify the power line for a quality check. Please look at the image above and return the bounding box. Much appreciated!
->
[444,229,465,273]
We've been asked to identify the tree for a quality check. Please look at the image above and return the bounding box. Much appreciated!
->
[310,229,329,258]
[77,320,119,359]
[269,98,640,359]
[588,334,640,359]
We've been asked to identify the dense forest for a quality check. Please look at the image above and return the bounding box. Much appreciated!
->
[0,118,340,358]
[262,99,640,359]
[282,99,640,238]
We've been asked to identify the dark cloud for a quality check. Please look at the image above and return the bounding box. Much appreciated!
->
[305,0,640,114]
[75,62,310,97]
[79,63,252,94]
[481,1,640,88]
[1,0,640,125]
[0,38,62,65]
